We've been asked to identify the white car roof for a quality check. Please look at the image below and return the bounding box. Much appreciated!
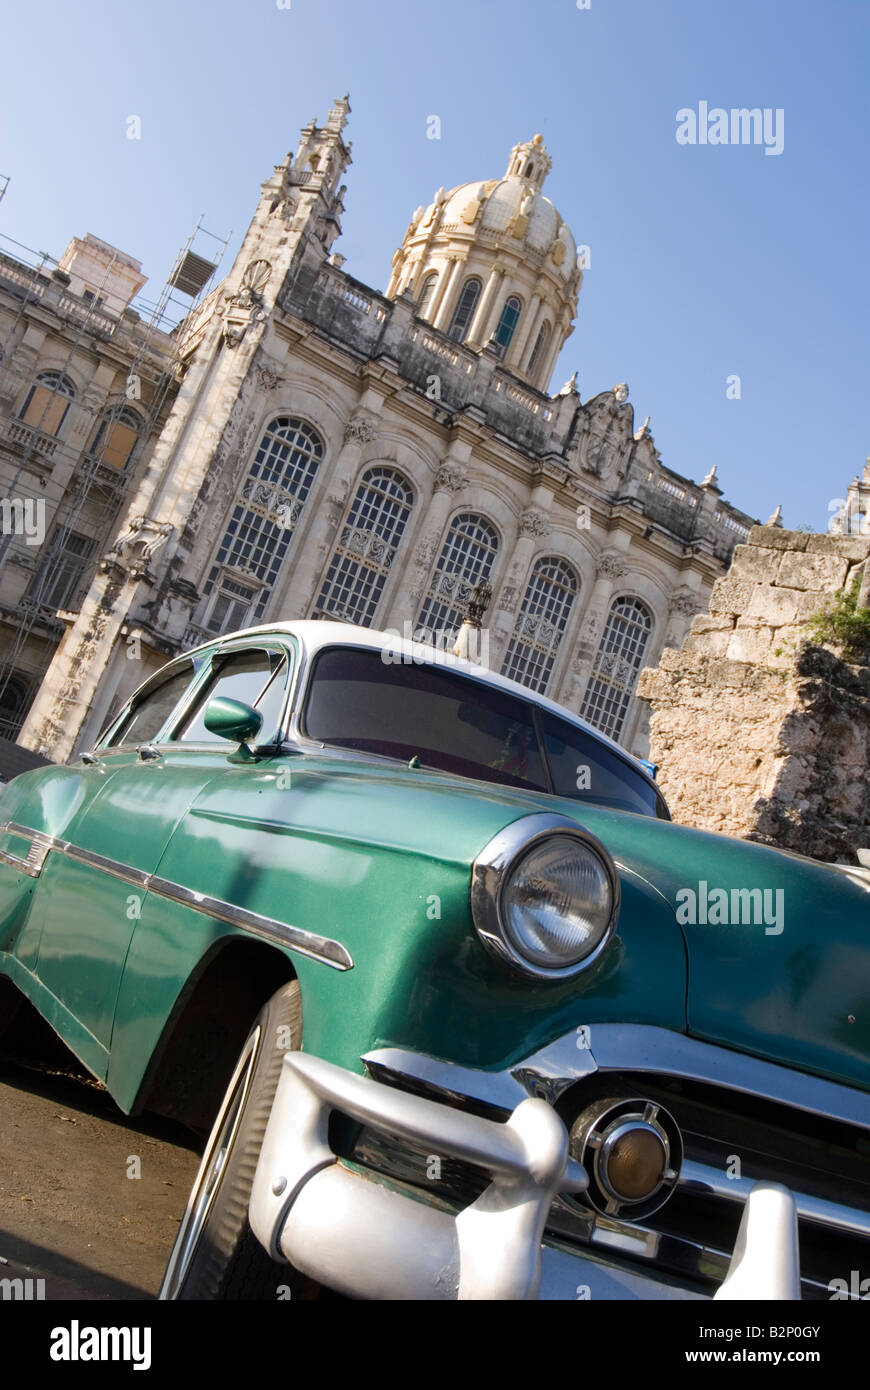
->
[186,618,656,785]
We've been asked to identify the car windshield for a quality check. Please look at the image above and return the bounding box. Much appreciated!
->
[302,646,667,817]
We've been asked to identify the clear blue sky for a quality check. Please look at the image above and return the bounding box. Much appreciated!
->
[1,0,866,529]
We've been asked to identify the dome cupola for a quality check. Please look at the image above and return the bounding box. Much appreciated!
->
[386,134,583,392]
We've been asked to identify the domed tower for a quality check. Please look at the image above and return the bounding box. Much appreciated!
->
[385,134,583,392]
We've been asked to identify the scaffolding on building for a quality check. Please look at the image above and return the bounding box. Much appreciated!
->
[0,214,231,743]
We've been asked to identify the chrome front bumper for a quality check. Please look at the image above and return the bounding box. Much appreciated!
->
[249,1050,801,1301]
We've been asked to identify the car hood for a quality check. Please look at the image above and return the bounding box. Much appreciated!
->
[293,753,870,1093]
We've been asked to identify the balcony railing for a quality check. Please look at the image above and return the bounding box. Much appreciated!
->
[4,419,59,459]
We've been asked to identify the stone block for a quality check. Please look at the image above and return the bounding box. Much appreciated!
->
[690,613,735,634]
[744,586,800,625]
[726,627,774,663]
[709,577,753,614]
[768,628,805,667]
[636,669,672,701]
[776,551,849,592]
[748,525,808,551]
[792,590,831,622]
[706,658,749,688]
[728,544,783,583]
[657,647,686,671]
[806,533,870,562]
[682,630,731,657]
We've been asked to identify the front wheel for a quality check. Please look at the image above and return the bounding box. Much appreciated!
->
[159,979,302,1300]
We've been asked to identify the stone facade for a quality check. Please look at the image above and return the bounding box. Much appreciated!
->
[2,98,758,765]
[0,231,176,744]
[637,524,870,863]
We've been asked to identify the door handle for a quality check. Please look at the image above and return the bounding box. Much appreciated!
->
[80,751,102,767]
[137,745,163,762]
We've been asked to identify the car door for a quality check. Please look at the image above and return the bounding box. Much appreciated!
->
[26,657,218,1074]
[55,638,295,1088]
[34,640,295,1068]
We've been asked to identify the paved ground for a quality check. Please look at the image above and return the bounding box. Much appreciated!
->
[0,1055,201,1300]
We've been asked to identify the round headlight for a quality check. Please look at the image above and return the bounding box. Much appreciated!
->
[504,835,613,970]
[470,813,620,980]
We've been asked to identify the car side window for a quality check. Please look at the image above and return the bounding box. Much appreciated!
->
[173,648,290,744]
[105,663,197,748]
[540,711,667,818]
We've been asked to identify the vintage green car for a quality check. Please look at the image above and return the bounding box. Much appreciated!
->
[0,621,867,1301]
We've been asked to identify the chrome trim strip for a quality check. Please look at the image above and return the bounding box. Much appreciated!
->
[364,1037,870,1249]
[64,844,151,889]
[0,823,67,878]
[147,876,353,971]
[8,817,67,850]
[0,821,352,972]
[0,847,41,878]
[680,1158,870,1241]
[364,1021,870,1134]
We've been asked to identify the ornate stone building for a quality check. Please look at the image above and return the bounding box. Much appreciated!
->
[1,97,758,764]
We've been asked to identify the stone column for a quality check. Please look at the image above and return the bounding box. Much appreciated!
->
[539,316,568,391]
[286,413,381,618]
[488,498,553,671]
[556,551,627,710]
[475,270,509,349]
[467,266,505,348]
[431,257,466,333]
[506,295,543,373]
[383,458,469,634]
[662,586,702,653]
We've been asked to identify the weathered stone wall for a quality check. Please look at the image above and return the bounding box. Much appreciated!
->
[637,524,870,863]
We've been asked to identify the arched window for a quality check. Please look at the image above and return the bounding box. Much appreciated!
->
[501,556,578,694]
[316,466,413,626]
[90,405,142,470]
[491,296,522,357]
[416,271,438,318]
[447,277,482,343]
[527,320,551,377]
[202,417,323,635]
[0,674,31,740]
[416,512,499,643]
[18,371,76,436]
[580,596,653,742]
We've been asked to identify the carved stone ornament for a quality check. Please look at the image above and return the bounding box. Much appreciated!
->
[413,533,439,569]
[101,515,174,579]
[242,259,273,295]
[583,434,608,475]
[221,289,266,348]
[434,464,467,495]
[596,552,628,581]
[519,508,550,538]
[669,588,700,618]
[343,418,377,446]
[254,361,285,392]
[612,382,629,405]
[221,260,272,349]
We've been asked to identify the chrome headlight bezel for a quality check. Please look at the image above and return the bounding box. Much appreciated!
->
[470,813,621,981]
